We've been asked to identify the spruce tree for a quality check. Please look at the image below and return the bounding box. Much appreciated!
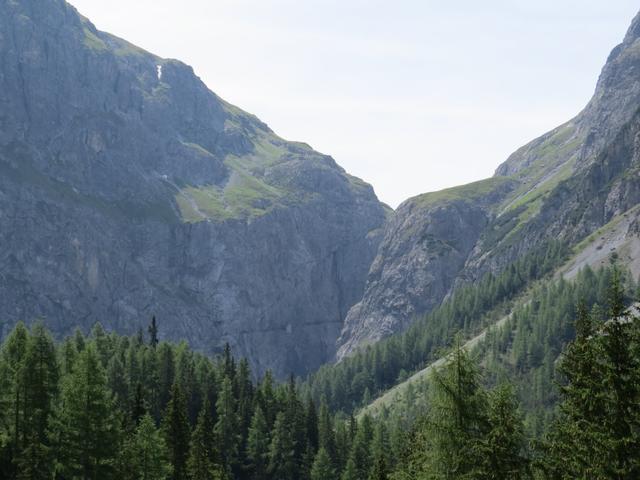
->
[163,382,191,480]
[149,316,159,348]
[543,301,608,478]
[369,422,389,480]
[413,345,489,479]
[268,412,296,480]
[15,324,59,480]
[475,383,529,479]
[310,447,335,480]
[214,377,239,476]
[340,457,358,480]
[124,413,172,480]
[600,270,640,478]
[305,396,319,453]
[317,399,336,466]
[187,396,221,480]
[246,406,269,480]
[53,344,121,479]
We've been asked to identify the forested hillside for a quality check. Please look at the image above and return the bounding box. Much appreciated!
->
[1,266,640,479]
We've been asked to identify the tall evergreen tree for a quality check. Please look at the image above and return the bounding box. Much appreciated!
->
[53,345,121,479]
[317,399,336,467]
[601,270,640,478]
[310,447,335,480]
[246,406,270,480]
[214,377,239,476]
[474,383,529,479]
[163,382,191,480]
[187,396,221,480]
[124,413,172,480]
[15,324,58,480]
[401,345,489,479]
[268,412,296,480]
[149,316,159,348]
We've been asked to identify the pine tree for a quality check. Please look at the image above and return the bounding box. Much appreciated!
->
[268,412,296,480]
[369,422,389,480]
[310,447,335,480]
[15,324,59,480]
[369,454,387,480]
[158,343,176,413]
[149,316,159,348]
[409,344,489,479]
[601,269,640,478]
[214,377,239,475]
[305,396,319,453]
[317,399,336,466]
[53,344,122,479]
[187,396,220,480]
[246,406,269,480]
[124,413,172,480]
[2,322,29,449]
[474,383,529,479]
[163,382,191,480]
[542,301,608,478]
[340,457,358,480]
[346,416,372,480]
[284,375,307,478]
[132,382,147,426]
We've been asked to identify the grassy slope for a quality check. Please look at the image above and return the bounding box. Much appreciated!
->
[357,205,640,418]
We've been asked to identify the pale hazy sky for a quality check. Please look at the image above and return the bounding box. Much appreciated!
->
[70,0,639,208]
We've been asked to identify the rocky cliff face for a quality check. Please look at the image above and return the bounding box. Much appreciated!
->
[0,0,388,377]
[337,9,640,359]
[336,178,514,358]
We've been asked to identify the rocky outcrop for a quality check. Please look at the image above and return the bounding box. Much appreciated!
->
[336,178,514,359]
[337,9,640,359]
[0,0,388,377]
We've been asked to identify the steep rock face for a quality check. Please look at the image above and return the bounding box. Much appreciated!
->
[0,0,388,376]
[337,9,640,358]
[336,178,514,359]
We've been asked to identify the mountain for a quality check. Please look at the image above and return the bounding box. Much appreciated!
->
[0,0,389,377]
[337,9,640,359]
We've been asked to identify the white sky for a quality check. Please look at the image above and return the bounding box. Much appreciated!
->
[70,0,639,208]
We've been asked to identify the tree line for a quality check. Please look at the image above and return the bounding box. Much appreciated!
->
[302,240,568,413]
[1,260,639,479]
[0,316,398,479]
[392,268,640,478]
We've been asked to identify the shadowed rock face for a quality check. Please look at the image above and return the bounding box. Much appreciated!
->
[0,0,388,377]
[337,9,640,359]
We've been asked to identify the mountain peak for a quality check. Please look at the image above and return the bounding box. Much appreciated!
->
[623,9,640,44]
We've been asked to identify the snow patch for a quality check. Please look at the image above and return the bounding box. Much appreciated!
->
[156,64,162,81]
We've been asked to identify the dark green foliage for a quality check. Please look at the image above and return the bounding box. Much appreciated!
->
[246,406,270,480]
[0,324,348,480]
[305,241,567,413]
[52,344,122,479]
[123,413,172,480]
[215,376,240,476]
[392,346,529,480]
[310,447,335,480]
[267,412,296,480]
[188,396,221,480]
[1,259,639,480]
[541,269,640,479]
[475,384,529,479]
[149,316,159,348]
[163,382,191,480]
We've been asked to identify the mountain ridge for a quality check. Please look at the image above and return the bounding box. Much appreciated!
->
[336,8,640,359]
[0,0,388,377]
